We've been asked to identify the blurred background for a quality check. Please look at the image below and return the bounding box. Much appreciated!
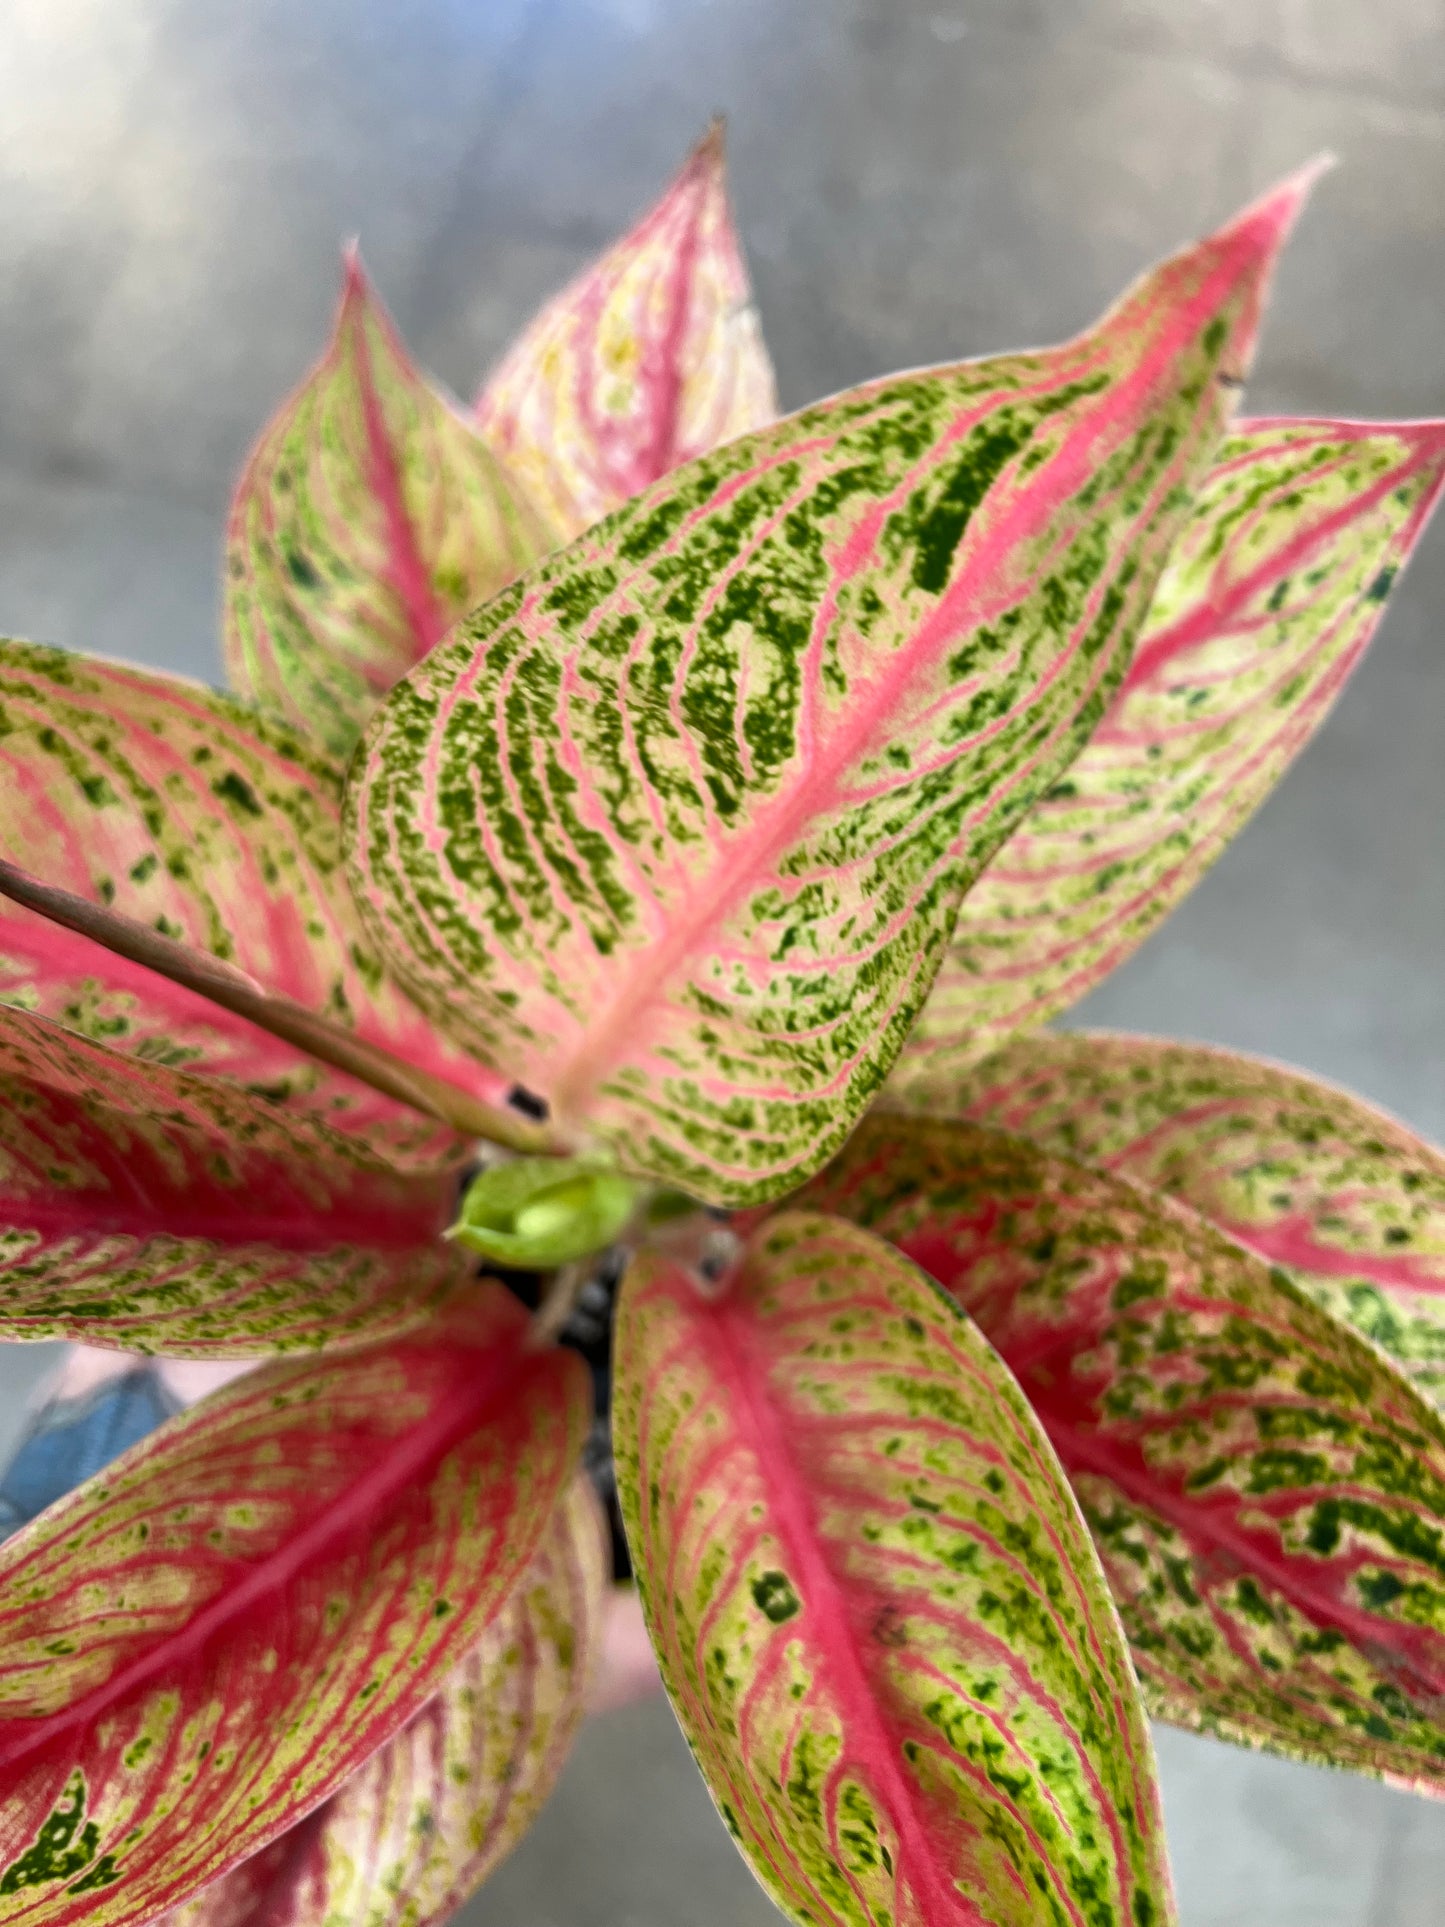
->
[0,1,1441,1921]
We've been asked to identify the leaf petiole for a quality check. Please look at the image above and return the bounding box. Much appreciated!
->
[0,857,557,1156]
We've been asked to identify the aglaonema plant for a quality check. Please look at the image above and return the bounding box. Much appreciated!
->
[0,126,1443,1927]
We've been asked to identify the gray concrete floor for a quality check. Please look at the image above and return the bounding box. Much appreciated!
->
[0,0,1442,1919]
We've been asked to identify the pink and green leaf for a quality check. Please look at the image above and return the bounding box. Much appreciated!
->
[0,1288,590,1927]
[894,417,1445,1086]
[909,1028,1445,1410]
[0,1001,474,1356]
[349,176,1310,1208]
[475,124,778,543]
[160,1477,607,1927]
[0,637,505,1162]
[614,1211,1176,1927]
[798,1113,1445,1792]
[152,1835,302,1927]
[224,256,556,758]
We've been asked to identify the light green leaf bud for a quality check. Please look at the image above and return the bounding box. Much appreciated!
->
[449,1158,642,1270]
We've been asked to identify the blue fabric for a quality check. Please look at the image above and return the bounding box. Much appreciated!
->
[0,1369,179,1539]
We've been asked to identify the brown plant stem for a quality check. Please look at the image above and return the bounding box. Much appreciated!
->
[0,856,559,1155]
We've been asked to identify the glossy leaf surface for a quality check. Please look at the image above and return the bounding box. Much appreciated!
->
[896,417,1445,1082]
[615,1211,1176,1927]
[0,1002,469,1356]
[915,1029,1445,1410]
[161,1478,607,1927]
[0,637,499,1161]
[225,257,554,757]
[351,178,1307,1207]
[476,126,777,542]
[800,1114,1445,1792]
[0,1290,589,1927]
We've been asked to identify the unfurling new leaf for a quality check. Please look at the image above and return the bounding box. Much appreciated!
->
[451,1158,641,1270]
[1,132,1441,1927]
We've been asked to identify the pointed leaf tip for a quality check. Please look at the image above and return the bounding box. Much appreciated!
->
[474,126,777,540]
[1223,153,1334,255]
[1253,409,1445,463]
[224,255,553,757]
[1098,161,1322,401]
[691,115,727,169]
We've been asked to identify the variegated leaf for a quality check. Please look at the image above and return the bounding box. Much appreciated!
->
[349,176,1310,1208]
[614,1211,1176,1927]
[894,417,1445,1086]
[151,1837,303,1927]
[0,1288,590,1927]
[160,1478,607,1927]
[225,256,555,758]
[905,1029,1445,1410]
[0,1000,471,1356]
[0,637,504,1163]
[475,124,777,543]
[799,1114,1445,1792]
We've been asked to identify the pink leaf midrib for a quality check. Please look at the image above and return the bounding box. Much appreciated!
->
[348,273,453,672]
[1205,1209,1445,1299]
[0,1333,549,1774]
[1125,424,1445,688]
[631,166,704,490]
[0,1178,445,1256]
[1036,1398,1445,1702]
[703,1286,1012,1927]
